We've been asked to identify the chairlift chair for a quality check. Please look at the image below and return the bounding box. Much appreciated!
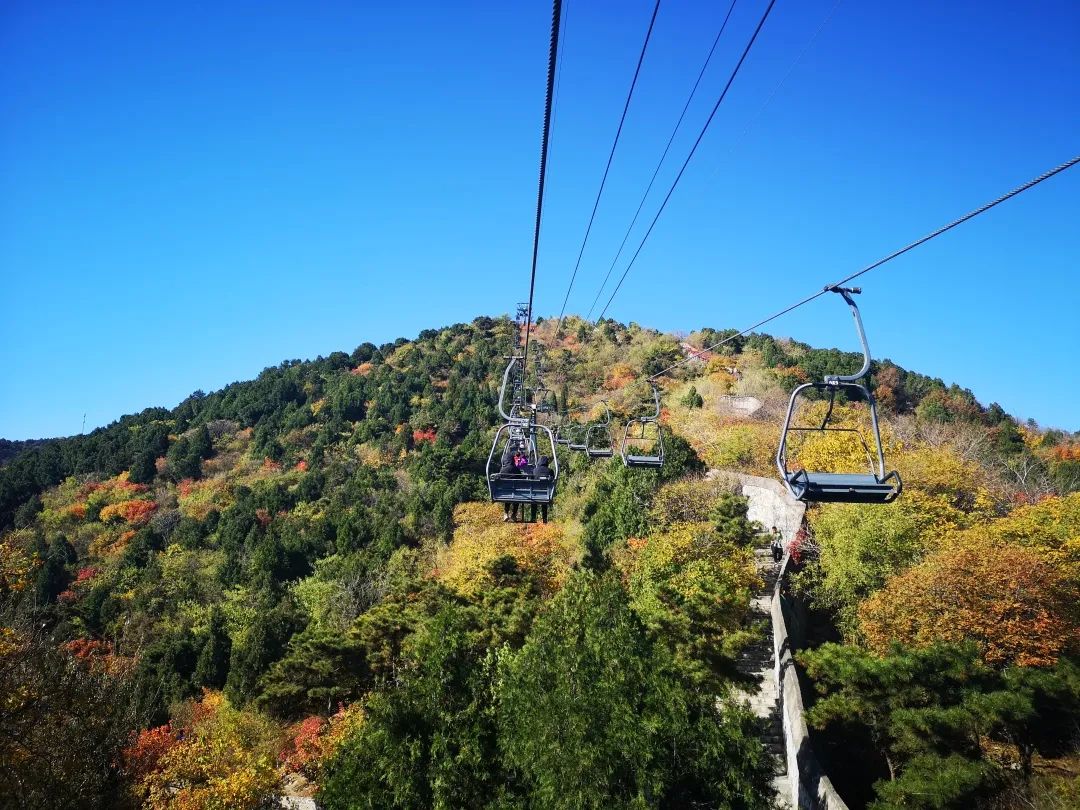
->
[586,402,614,458]
[486,422,559,505]
[776,287,902,504]
[621,383,664,469]
[567,423,588,453]
[487,356,559,505]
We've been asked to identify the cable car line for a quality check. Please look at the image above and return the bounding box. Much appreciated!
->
[645,153,1080,382]
[585,0,740,321]
[596,0,779,321]
[522,0,564,374]
[704,0,843,186]
[554,0,663,336]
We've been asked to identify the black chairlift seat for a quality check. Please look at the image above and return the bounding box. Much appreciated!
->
[488,471,557,504]
[567,425,588,453]
[624,451,663,468]
[487,420,558,504]
[784,470,901,504]
[586,424,614,458]
[776,287,901,505]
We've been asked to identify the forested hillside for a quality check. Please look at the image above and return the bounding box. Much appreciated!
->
[1,314,1078,809]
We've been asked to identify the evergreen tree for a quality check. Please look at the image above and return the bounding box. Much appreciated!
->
[128,450,157,485]
[498,571,771,809]
[194,607,232,689]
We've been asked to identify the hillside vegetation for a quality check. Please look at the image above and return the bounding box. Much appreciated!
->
[1,314,1078,809]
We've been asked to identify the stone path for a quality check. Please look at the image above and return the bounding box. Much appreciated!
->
[726,472,806,809]
[735,546,792,808]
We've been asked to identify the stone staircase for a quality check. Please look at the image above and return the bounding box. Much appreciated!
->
[734,546,791,805]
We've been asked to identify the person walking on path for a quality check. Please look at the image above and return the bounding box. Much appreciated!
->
[770,526,784,563]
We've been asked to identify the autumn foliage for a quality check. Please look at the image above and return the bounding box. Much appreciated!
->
[436,502,572,596]
[136,691,283,810]
[123,724,181,783]
[859,534,1079,667]
[99,498,157,525]
[412,427,437,444]
[0,536,36,594]
[278,703,364,778]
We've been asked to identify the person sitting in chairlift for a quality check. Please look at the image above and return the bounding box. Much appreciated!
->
[530,456,553,524]
[500,453,520,522]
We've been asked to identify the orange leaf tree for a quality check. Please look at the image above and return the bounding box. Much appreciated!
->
[859,534,1079,667]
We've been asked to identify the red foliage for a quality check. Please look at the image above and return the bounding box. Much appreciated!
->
[66,503,88,520]
[119,480,149,495]
[261,457,283,473]
[122,724,180,780]
[63,638,114,660]
[279,715,327,772]
[75,566,100,585]
[412,428,437,444]
[57,589,79,604]
[119,500,158,525]
[788,527,809,564]
[178,479,196,498]
[79,482,103,498]
[255,508,272,528]
[295,459,309,472]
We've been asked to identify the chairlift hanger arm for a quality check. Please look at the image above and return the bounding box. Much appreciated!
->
[824,286,872,384]
[498,356,524,422]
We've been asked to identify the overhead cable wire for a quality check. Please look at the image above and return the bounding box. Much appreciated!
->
[522,0,563,373]
[554,0,663,335]
[646,154,1080,381]
[548,0,571,142]
[597,0,779,321]
[584,0,740,321]
[708,0,842,180]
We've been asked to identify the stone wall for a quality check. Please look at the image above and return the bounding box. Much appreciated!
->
[772,556,849,810]
[731,473,849,810]
[735,473,804,543]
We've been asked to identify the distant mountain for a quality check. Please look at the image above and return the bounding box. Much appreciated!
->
[1,313,1076,808]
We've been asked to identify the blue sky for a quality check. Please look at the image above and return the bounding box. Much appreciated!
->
[2,0,1078,439]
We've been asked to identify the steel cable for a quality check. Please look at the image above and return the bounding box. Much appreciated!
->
[647,154,1080,381]
[522,0,564,372]
[597,0,780,321]
[554,0,663,335]
[585,0,740,321]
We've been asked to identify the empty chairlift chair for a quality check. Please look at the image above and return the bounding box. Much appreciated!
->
[567,422,588,453]
[621,384,664,469]
[776,286,902,504]
[586,403,614,459]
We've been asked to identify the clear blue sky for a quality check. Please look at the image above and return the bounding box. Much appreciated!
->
[2,0,1078,439]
